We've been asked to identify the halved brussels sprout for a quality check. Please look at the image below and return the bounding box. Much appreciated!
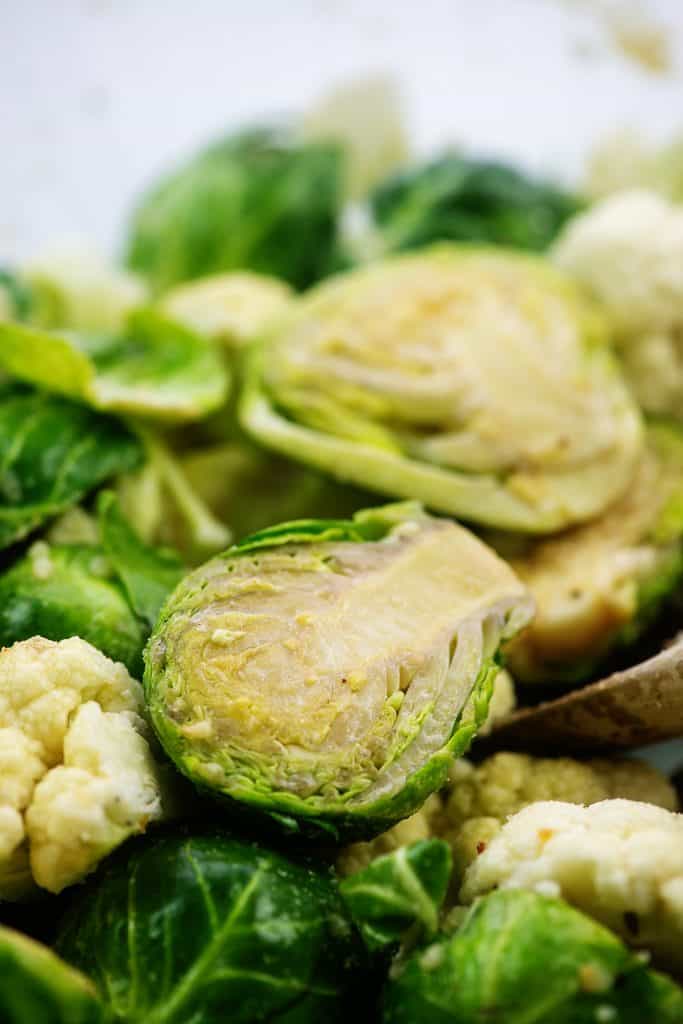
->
[0,925,104,1024]
[241,246,642,533]
[503,422,683,684]
[160,271,294,348]
[145,503,532,839]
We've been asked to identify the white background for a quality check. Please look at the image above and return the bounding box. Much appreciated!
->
[2,0,683,260]
[2,0,683,771]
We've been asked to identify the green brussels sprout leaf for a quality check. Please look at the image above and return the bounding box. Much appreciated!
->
[383,889,683,1024]
[0,925,104,1024]
[145,503,533,840]
[340,839,452,954]
[56,834,368,1024]
[0,308,229,422]
[369,153,582,255]
[97,490,184,629]
[127,128,346,293]
[0,384,142,550]
[242,246,642,534]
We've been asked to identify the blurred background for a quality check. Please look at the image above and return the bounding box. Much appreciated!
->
[2,0,683,261]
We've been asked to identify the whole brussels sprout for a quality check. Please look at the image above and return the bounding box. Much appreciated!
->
[0,492,183,677]
[56,833,368,1024]
[0,925,104,1024]
[144,503,532,839]
[383,889,683,1024]
[369,152,581,254]
[241,246,642,534]
[127,128,345,293]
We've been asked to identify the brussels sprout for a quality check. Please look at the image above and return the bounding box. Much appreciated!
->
[0,544,145,675]
[0,308,228,422]
[167,441,374,546]
[145,503,532,839]
[160,271,294,349]
[127,127,345,293]
[503,422,683,684]
[56,833,368,1024]
[369,153,581,254]
[241,246,642,533]
[116,432,233,563]
[0,493,183,676]
[22,245,148,333]
[0,383,142,550]
[382,890,683,1024]
[0,925,104,1024]
[339,839,451,954]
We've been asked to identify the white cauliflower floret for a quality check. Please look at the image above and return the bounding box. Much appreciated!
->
[0,637,170,897]
[438,752,678,877]
[460,799,683,973]
[552,189,683,418]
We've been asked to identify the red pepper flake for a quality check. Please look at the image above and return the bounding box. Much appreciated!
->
[476,841,487,855]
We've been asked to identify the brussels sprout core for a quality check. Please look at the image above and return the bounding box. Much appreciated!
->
[242,246,643,533]
[145,504,532,838]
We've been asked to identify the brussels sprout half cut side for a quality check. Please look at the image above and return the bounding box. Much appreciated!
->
[504,421,683,685]
[145,503,533,840]
[241,246,642,534]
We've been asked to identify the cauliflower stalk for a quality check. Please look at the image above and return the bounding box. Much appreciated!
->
[0,637,171,898]
[553,189,683,419]
[460,799,683,974]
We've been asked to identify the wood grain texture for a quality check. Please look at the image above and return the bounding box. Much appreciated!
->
[482,635,683,755]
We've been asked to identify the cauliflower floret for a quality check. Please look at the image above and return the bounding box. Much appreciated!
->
[337,752,678,885]
[460,799,683,973]
[0,637,170,897]
[437,752,678,877]
[552,190,683,418]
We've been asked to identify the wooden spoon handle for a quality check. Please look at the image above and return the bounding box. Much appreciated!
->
[481,635,683,755]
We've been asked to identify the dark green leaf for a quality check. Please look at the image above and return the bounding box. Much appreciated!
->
[340,840,452,954]
[371,153,581,254]
[97,490,185,629]
[383,889,683,1024]
[0,385,142,550]
[127,127,345,292]
[56,834,368,1024]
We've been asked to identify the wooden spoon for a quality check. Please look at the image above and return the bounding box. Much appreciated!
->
[479,634,683,755]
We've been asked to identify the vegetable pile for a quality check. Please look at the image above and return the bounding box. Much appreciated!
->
[1,79,682,1023]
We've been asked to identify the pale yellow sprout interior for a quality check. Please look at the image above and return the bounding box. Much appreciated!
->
[506,425,683,677]
[265,249,635,483]
[154,515,531,807]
